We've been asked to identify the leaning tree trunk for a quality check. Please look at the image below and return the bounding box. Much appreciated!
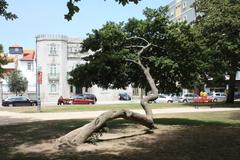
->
[56,39,158,147]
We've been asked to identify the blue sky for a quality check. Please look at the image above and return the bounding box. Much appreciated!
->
[0,0,171,52]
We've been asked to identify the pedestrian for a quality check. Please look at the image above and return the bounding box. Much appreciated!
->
[57,96,64,105]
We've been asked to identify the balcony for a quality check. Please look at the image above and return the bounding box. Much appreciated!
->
[48,73,59,81]
[67,52,81,58]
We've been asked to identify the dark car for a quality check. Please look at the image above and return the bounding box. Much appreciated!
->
[119,93,131,101]
[2,96,37,107]
[83,93,97,102]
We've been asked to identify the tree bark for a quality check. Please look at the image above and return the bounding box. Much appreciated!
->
[56,38,158,147]
[226,72,236,104]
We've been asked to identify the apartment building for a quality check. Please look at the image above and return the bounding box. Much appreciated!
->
[167,0,196,23]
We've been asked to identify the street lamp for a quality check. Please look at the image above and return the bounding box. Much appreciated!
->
[35,41,41,112]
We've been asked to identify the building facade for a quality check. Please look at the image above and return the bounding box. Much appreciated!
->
[1,45,36,100]
[167,0,196,23]
[36,34,133,105]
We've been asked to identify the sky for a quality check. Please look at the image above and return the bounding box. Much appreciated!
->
[0,0,171,52]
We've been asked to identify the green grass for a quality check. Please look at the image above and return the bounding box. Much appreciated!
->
[0,110,240,160]
[1,101,240,113]
[0,102,191,113]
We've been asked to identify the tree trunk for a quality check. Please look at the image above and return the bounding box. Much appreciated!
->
[56,109,155,147]
[226,72,236,104]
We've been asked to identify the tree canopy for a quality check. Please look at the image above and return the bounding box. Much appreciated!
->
[7,70,28,95]
[0,44,11,77]
[0,0,17,20]
[194,0,240,103]
[68,7,203,94]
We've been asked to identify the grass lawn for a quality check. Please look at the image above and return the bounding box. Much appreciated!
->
[0,110,240,160]
[1,101,240,113]
[0,102,190,113]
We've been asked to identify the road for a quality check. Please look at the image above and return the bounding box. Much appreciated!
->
[0,107,240,125]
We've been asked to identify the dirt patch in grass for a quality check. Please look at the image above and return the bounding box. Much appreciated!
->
[1,119,240,160]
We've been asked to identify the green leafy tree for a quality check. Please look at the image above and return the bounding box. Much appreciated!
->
[194,0,240,103]
[0,0,17,20]
[0,44,11,77]
[57,7,203,147]
[7,70,28,95]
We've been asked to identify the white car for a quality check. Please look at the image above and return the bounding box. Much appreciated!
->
[208,92,226,102]
[154,94,173,103]
[178,93,198,103]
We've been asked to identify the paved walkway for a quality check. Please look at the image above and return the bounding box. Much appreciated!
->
[0,107,240,126]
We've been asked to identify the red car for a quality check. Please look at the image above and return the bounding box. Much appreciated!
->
[193,96,214,103]
[63,95,96,105]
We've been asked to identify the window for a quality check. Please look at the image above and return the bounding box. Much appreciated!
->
[133,88,139,96]
[50,84,57,92]
[70,86,73,93]
[27,62,31,70]
[183,15,187,21]
[182,2,187,9]
[49,43,57,55]
[76,86,82,94]
[50,64,57,75]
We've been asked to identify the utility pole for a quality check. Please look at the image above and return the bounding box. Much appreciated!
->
[35,41,41,112]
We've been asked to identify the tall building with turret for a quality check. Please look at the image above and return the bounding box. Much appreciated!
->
[36,34,133,105]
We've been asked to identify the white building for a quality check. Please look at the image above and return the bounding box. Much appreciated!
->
[1,45,36,100]
[36,34,133,105]
[167,0,196,23]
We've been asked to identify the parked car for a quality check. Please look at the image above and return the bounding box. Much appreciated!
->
[119,93,131,101]
[2,96,37,107]
[154,94,173,103]
[178,93,198,103]
[83,93,97,102]
[193,96,214,103]
[208,92,226,102]
[63,95,96,105]
[63,95,96,104]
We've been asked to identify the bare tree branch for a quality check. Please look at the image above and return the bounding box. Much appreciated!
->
[125,45,146,49]
[127,36,150,45]
[125,59,138,65]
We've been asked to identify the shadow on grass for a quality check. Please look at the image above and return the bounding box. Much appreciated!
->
[230,112,240,120]
[0,117,240,160]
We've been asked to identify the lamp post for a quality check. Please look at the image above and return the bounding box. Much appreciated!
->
[36,68,42,112]
[35,41,41,112]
